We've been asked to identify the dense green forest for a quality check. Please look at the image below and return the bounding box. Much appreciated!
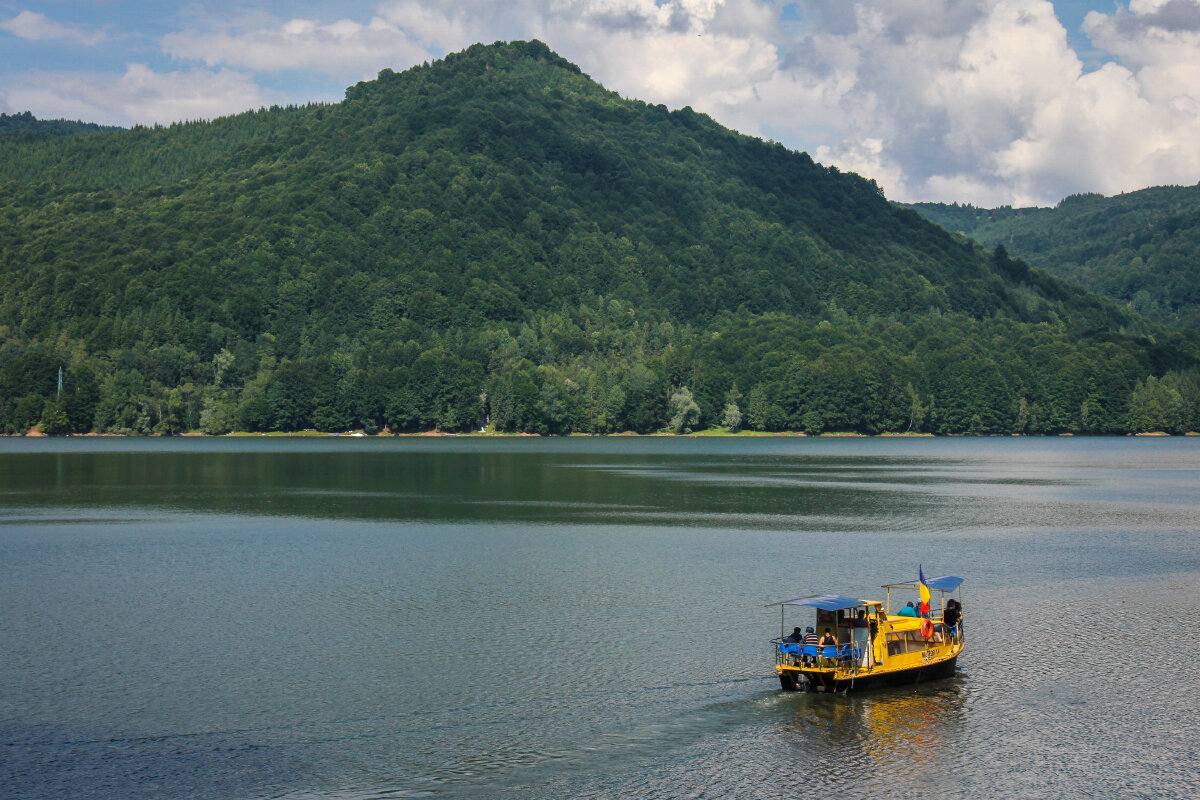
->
[0,111,122,143]
[909,186,1200,333]
[2,41,1199,436]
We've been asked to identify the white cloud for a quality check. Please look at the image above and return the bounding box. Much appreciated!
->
[1024,0,1200,200]
[375,1,477,50]
[162,15,433,75]
[551,25,779,108]
[0,10,106,45]
[0,64,266,126]
[685,0,1102,205]
[1085,1,1200,105]
[695,0,1200,205]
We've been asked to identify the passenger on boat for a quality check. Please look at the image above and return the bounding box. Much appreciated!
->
[944,599,961,641]
[784,627,803,643]
[802,626,820,664]
[853,609,869,627]
[819,628,837,666]
[897,602,917,617]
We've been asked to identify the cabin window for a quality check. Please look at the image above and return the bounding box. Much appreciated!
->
[886,631,930,655]
[885,633,904,656]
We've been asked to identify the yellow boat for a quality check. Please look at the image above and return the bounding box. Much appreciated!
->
[767,575,965,693]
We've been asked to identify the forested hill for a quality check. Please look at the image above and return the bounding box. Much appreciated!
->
[908,185,1200,333]
[0,111,122,143]
[2,40,1198,436]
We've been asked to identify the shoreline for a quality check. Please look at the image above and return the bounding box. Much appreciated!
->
[12,429,1198,438]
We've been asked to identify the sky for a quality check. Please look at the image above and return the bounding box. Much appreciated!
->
[2,1,1200,207]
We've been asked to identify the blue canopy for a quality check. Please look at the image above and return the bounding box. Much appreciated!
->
[927,575,964,592]
[883,575,964,592]
[765,594,868,611]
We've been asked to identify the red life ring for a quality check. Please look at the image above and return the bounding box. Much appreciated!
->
[921,618,934,640]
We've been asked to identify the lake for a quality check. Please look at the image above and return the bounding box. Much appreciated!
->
[2,436,1198,799]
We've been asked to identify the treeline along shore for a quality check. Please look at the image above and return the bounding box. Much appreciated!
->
[8,317,1200,437]
[3,42,1200,437]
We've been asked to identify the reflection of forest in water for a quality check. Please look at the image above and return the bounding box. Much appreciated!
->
[0,446,1054,530]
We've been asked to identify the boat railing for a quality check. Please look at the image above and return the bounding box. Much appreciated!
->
[772,639,862,668]
[938,618,965,644]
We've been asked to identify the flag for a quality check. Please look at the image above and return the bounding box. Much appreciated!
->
[918,565,931,616]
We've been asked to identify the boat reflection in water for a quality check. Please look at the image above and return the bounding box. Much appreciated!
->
[779,681,969,789]
[768,575,965,693]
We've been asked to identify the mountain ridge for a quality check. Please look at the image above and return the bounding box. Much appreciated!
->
[1,40,1197,436]
[906,184,1200,333]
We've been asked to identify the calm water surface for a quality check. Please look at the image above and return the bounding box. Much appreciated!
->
[2,437,1198,799]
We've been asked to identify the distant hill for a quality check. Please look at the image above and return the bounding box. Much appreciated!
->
[1,40,1197,436]
[908,185,1200,332]
[0,111,122,143]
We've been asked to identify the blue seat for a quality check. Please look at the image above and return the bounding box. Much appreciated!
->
[779,642,802,654]
[802,644,819,659]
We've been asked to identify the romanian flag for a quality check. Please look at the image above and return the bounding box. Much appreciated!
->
[918,565,931,616]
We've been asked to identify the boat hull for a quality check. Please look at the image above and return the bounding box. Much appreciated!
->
[779,655,958,693]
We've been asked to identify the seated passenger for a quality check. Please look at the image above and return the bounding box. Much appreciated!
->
[897,601,918,617]
[802,626,820,664]
[818,628,837,664]
[783,627,803,643]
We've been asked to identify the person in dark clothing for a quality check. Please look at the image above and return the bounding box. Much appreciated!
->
[781,626,804,667]
[944,599,962,642]
[818,627,838,665]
